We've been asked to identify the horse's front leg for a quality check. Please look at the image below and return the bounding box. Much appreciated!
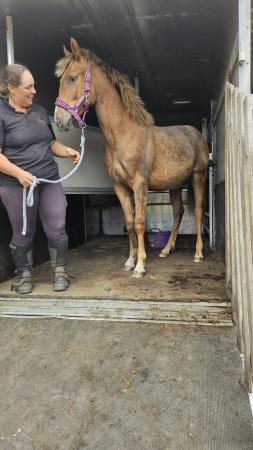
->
[133,179,148,278]
[114,183,137,271]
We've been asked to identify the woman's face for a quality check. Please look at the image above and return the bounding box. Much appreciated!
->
[8,70,36,108]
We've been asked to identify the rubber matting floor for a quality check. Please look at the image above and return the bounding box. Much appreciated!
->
[0,318,252,450]
[0,235,227,303]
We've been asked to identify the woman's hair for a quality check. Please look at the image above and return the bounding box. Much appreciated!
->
[0,64,29,97]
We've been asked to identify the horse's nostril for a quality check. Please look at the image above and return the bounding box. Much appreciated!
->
[55,117,64,131]
[67,118,72,130]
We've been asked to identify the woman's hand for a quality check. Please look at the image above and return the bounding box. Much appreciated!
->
[66,148,80,164]
[16,169,34,187]
[51,141,80,163]
[0,153,34,186]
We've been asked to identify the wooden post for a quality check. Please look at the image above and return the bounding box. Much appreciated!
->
[242,94,253,391]
[225,82,253,391]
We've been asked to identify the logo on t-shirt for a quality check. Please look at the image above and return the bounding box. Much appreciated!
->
[37,117,48,125]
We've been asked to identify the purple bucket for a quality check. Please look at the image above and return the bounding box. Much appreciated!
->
[146,228,170,249]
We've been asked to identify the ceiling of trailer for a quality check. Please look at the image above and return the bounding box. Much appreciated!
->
[0,0,237,123]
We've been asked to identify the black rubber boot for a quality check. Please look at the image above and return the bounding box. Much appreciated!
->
[10,242,33,294]
[48,237,69,291]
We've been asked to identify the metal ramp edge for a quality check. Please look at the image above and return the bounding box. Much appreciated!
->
[0,296,232,326]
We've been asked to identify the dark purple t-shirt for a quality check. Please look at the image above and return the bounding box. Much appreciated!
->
[0,98,59,186]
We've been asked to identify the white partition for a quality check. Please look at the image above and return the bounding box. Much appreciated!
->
[52,123,114,193]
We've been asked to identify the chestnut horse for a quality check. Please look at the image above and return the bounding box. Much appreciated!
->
[54,38,209,278]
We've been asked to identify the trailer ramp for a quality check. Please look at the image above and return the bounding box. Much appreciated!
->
[0,236,231,325]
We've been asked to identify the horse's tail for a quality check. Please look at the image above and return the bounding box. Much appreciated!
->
[186,182,195,215]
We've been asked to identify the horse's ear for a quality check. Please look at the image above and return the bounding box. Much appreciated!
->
[63,45,72,57]
[70,37,82,60]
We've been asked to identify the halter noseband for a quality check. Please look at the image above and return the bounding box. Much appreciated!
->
[55,63,91,128]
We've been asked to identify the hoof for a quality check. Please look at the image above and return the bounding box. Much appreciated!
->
[159,246,175,258]
[133,271,145,279]
[123,264,134,272]
[194,255,204,263]
[159,252,168,258]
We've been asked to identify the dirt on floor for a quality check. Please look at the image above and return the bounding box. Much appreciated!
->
[0,318,252,450]
[0,236,226,303]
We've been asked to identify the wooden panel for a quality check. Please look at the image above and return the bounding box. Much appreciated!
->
[225,82,253,391]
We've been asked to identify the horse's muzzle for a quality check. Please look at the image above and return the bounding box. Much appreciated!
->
[54,109,73,132]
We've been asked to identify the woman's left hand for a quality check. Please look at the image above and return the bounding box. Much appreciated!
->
[66,148,80,164]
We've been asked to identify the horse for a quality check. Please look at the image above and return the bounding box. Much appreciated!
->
[54,38,209,278]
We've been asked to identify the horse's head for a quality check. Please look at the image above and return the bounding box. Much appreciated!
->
[54,37,94,131]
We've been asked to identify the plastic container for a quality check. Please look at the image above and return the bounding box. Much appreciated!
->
[102,206,126,235]
[145,228,170,249]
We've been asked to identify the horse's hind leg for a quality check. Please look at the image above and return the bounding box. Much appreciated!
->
[159,189,184,258]
[191,171,207,262]
[114,183,137,271]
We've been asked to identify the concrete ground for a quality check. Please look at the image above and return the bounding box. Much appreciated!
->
[0,318,252,450]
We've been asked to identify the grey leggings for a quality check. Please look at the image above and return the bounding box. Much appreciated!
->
[0,183,67,245]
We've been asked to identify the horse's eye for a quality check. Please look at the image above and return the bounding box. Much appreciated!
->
[68,75,77,83]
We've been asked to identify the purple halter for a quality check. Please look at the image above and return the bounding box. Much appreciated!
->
[55,63,91,128]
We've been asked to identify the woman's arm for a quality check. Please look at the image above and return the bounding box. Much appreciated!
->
[51,140,80,163]
[0,152,33,187]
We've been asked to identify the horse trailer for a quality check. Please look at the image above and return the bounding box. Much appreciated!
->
[0,0,253,447]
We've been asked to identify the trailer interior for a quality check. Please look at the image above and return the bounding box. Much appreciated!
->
[1,2,253,449]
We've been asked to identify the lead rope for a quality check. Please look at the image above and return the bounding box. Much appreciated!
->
[22,128,86,235]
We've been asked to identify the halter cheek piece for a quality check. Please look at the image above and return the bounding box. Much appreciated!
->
[55,63,91,128]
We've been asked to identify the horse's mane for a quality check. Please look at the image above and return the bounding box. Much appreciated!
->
[55,49,154,126]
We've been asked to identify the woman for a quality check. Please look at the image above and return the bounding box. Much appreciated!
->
[0,64,80,294]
